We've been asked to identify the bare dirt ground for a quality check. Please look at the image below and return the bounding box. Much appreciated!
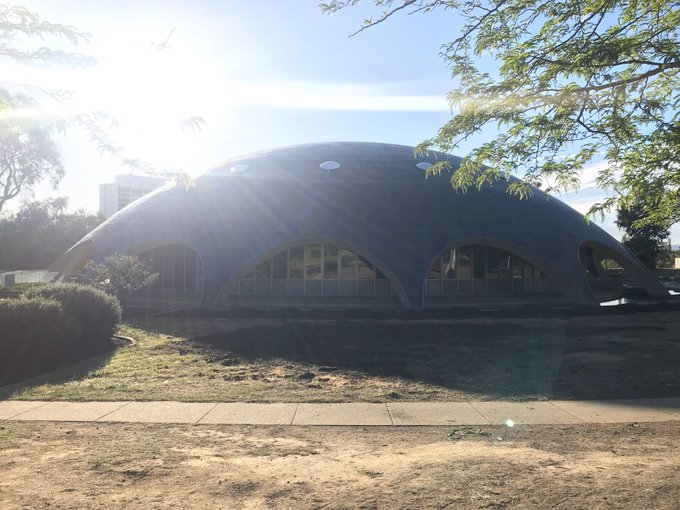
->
[1,420,678,509]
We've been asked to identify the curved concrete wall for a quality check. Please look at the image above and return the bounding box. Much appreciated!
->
[55,142,668,308]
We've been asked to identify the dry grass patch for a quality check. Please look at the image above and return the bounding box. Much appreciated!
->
[6,310,680,402]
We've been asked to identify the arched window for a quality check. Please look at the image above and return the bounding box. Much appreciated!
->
[231,243,397,304]
[137,244,204,294]
[579,241,669,302]
[579,244,638,301]
[424,245,557,300]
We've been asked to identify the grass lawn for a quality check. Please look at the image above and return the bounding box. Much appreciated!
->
[4,308,680,403]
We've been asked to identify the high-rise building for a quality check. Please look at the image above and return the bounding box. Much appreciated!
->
[99,174,167,219]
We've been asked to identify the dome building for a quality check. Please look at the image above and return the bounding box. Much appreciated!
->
[53,142,668,309]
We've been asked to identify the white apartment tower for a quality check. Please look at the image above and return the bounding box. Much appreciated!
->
[99,174,167,219]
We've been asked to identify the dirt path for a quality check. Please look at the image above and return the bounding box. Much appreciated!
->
[1,421,678,509]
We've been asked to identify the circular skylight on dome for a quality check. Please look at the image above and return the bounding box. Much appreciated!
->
[319,160,341,171]
[230,164,249,174]
[416,162,433,171]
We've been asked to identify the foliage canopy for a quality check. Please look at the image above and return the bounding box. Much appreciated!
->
[0,5,95,214]
[616,201,670,270]
[0,89,64,214]
[81,253,159,300]
[321,0,680,228]
[0,5,184,213]
[0,197,102,270]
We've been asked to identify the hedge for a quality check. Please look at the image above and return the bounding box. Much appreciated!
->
[0,284,122,385]
[25,283,122,344]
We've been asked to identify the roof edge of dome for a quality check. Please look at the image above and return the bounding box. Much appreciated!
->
[206,141,460,175]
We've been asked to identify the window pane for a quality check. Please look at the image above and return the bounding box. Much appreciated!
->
[444,249,456,279]
[185,251,197,290]
[323,279,339,295]
[473,246,486,279]
[339,279,356,295]
[256,259,271,280]
[256,279,271,294]
[239,279,255,294]
[340,249,356,279]
[272,279,287,295]
[305,245,322,280]
[427,255,442,279]
[305,280,322,295]
[457,246,472,280]
[273,252,287,279]
[173,250,185,290]
[486,247,499,280]
[357,279,373,295]
[324,245,339,279]
[443,279,457,294]
[161,249,173,289]
[357,255,374,280]
[498,250,511,273]
[289,247,303,279]
[511,255,522,279]
[425,279,441,295]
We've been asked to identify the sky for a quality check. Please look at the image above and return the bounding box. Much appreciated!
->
[4,0,679,242]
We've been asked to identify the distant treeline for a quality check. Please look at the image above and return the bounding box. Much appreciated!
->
[0,198,101,270]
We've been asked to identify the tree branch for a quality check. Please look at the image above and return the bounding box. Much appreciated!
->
[347,0,420,37]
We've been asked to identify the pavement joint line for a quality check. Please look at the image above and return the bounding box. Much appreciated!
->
[289,403,300,426]
[467,401,493,425]
[6,401,50,420]
[95,401,132,422]
[385,403,395,426]
[195,403,219,425]
[92,402,130,421]
[547,400,585,423]
[2,399,679,425]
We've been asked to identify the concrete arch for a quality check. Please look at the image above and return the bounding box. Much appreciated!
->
[420,237,582,304]
[212,236,410,308]
[49,239,95,282]
[580,240,669,299]
[127,239,207,306]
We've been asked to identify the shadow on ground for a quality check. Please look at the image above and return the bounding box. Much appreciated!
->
[0,342,120,399]
[171,317,680,400]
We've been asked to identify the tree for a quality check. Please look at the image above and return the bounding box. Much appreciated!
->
[0,5,95,214]
[321,1,680,228]
[0,197,102,269]
[655,246,678,269]
[80,254,159,300]
[0,89,64,214]
[616,201,670,270]
[0,5,194,211]
[0,4,94,66]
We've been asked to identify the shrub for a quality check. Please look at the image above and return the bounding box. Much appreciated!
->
[80,253,159,300]
[0,297,78,384]
[0,284,122,385]
[0,282,40,296]
[25,283,122,345]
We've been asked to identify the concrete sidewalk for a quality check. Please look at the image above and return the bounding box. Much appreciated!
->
[1,398,679,426]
